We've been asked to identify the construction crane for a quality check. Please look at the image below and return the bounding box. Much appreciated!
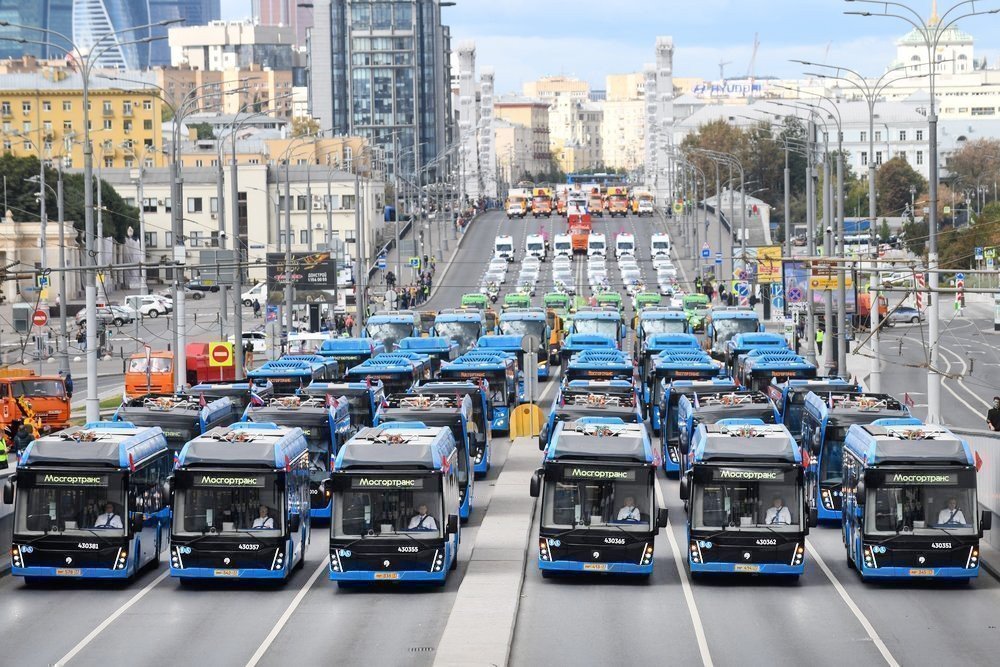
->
[746,33,760,103]
[718,59,732,82]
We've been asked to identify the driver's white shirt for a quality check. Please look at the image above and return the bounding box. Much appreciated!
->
[764,506,791,525]
[252,516,275,529]
[94,512,122,528]
[937,508,967,525]
[617,505,641,521]
[408,514,437,530]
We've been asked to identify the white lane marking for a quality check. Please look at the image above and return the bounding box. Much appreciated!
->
[56,567,170,666]
[937,349,988,421]
[660,480,713,667]
[939,346,993,410]
[245,559,328,667]
[805,541,899,667]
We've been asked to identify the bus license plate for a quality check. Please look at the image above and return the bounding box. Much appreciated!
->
[583,563,609,572]
[735,564,761,573]
[374,572,399,580]
[213,569,239,577]
[909,569,935,577]
[55,568,81,576]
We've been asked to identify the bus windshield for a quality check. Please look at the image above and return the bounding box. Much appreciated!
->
[642,319,687,337]
[173,473,284,534]
[128,357,172,374]
[15,471,126,535]
[435,321,482,354]
[692,470,801,532]
[366,322,413,351]
[542,474,652,532]
[573,318,618,340]
[11,379,67,398]
[344,394,375,427]
[784,394,807,435]
[500,319,546,346]
[866,472,977,535]
[334,476,442,538]
[820,425,849,483]
[712,318,759,347]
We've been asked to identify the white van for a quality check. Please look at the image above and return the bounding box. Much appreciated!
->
[228,330,270,355]
[650,233,671,259]
[495,235,515,262]
[587,233,607,258]
[553,234,573,258]
[615,233,636,260]
[122,294,172,318]
[525,234,547,262]
[241,282,267,307]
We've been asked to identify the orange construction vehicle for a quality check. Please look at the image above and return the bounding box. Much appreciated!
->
[125,343,239,398]
[605,186,630,217]
[568,212,592,254]
[532,187,554,217]
[587,188,605,217]
[0,369,71,431]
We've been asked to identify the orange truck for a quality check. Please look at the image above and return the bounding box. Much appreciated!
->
[125,344,239,398]
[0,369,71,431]
[568,213,593,254]
[531,187,554,218]
[587,188,605,217]
[605,186,631,217]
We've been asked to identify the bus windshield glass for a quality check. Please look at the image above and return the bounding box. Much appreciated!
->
[334,476,442,538]
[435,321,481,354]
[866,471,977,535]
[541,470,652,532]
[344,394,374,427]
[573,318,618,340]
[692,469,801,532]
[820,425,850,483]
[128,357,172,374]
[784,393,807,435]
[366,322,413,351]
[173,473,284,534]
[11,379,67,398]
[15,471,125,535]
[500,319,546,345]
[641,319,687,337]
[712,318,759,346]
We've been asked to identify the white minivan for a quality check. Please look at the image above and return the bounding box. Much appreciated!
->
[615,232,636,260]
[525,234,547,262]
[241,282,267,306]
[122,294,172,318]
[650,233,671,259]
[587,233,607,258]
[553,234,573,258]
[495,235,515,262]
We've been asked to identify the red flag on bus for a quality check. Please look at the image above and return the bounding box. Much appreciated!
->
[903,393,915,408]
[975,451,984,472]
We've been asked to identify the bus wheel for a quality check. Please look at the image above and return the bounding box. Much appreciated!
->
[541,570,556,579]
[450,554,458,571]
[22,577,44,588]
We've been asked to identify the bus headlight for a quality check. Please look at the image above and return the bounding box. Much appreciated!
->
[10,546,22,568]
[432,550,444,572]
[791,543,804,567]
[667,446,679,463]
[689,541,702,564]
[538,538,551,561]
[968,547,979,568]
[330,552,343,572]
[640,543,653,565]
[272,548,284,570]
[863,544,877,569]
[171,545,184,569]
[115,548,128,570]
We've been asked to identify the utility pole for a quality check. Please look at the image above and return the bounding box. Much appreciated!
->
[216,152,228,340]
[230,144,244,379]
[285,160,294,339]
[57,165,69,374]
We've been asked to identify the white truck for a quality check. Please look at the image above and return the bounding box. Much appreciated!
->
[553,234,573,258]
[587,233,607,258]
[525,234,547,262]
[495,235,516,262]
[650,233,671,259]
[615,233,636,260]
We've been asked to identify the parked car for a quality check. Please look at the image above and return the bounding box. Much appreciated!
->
[186,278,221,294]
[76,305,136,327]
[886,306,925,326]
[122,294,172,318]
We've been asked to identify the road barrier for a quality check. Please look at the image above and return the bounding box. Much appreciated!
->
[510,404,543,438]
[951,428,1000,550]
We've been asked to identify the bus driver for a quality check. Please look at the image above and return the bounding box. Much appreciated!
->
[764,497,792,525]
[408,504,438,531]
[93,502,123,529]
[937,497,967,526]
[616,496,641,522]
[252,505,275,529]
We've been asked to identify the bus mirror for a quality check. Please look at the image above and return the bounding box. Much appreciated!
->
[131,514,145,534]
[855,480,866,505]
[288,514,301,533]
[679,474,690,501]
[163,479,172,503]
[679,439,690,456]
[656,508,669,529]
[808,507,818,528]
[529,469,542,498]
[446,514,459,535]
[2,478,14,505]
[538,426,548,451]
[981,511,992,533]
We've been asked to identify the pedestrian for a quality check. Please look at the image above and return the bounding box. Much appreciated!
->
[244,341,255,370]
[253,298,262,319]
[345,313,355,334]
[64,371,74,399]
[0,428,9,469]
[815,327,825,355]
[76,327,86,347]
[386,270,396,289]
[13,423,33,454]
[987,396,1000,431]
[695,276,703,292]
[718,283,728,305]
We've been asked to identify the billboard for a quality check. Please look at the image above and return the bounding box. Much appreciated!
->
[266,252,337,289]
[783,260,856,316]
[733,246,782,284]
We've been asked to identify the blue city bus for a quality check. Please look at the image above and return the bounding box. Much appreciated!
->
[318,338,386,376]
[766,378,861,439]
[440,353,517,432]
[530,419,668,577]
[638,333,700,415]
[842,423,989,581]
[498,308,552,379]
[737,350,817,393]
[328,425,462,585]
[540,380,642,450]
[570,307,626,349]
[241,395,352,519]
[559,333,617,365]
[723,332,788,377]
[302,381,386,433]
[648,351,724,436]
[476,335,530,394]
[414,381,493,476]
[249,357,337,396]
[680,422,815,578]
[187,381,274,413]
[801,392,912,522]
[364,311,420,352]
[564,349,634,383]
[376,351,433,381]
[658,378,739,476]
[676,391,780,473]
[433,309,488,355]
[706,307,763,361]
[168,423,310,580]
[398,336,459,375]
[345,355,424,395]
[633,308,689,360]
[114,394,236,452]
[375,394,475,519]
[3,422,171,582]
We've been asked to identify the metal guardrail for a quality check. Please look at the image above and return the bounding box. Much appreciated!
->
[951,427,1000,550]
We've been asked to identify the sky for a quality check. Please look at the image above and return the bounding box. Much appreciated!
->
[220,0,1000,94]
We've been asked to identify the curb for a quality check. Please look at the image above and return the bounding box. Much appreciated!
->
[426,211,485,302]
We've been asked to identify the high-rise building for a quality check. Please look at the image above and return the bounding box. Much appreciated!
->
[309,0,454,178]
[253,0,313,47]
[147,1,221,66]
[168,21,299,70]
[0,1,74,60]
[603,72,645,170]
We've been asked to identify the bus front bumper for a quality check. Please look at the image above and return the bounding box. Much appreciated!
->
[170,566,288,579]
[329,568,447,582]
[539,559,652,575]
[11,565,133,579]
[859,565,979,580]
[689,561,805,576]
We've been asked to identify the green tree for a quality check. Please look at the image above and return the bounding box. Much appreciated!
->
[188,122,214,140]
[939,201,1000,269]
[878,219,891,242]
[291,116,320,138]
[875,156,925,217]
[944,138,1000,198]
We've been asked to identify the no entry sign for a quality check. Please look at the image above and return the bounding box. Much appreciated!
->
[209,341,234,367]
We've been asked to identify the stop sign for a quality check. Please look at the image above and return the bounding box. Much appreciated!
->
[32,309,47,327]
